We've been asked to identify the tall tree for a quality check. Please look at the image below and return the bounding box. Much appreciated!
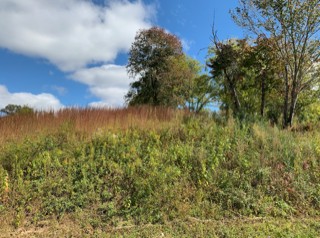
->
[207,36,284,122]
[158,55,200,108]
[232,0,320,127]
[159,55,214,112]
[126,27,183,106]
[245,36,283,118]
[207,38,249,117]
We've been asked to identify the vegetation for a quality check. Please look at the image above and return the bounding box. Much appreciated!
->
[125,0,319,128]
[207,37,284,122]
[126,27,214,111]
[0,106,179,144]
[231,0,320,127]
[0,104,34,116]
[0,1,319,237]
[0,107,320,236]
[126,27,184,106]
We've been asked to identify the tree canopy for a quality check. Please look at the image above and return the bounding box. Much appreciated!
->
[207,37,283,122]
[126,27,214,111]
[231,0,320,127]
[123,1,320,126]
[0,104,34,116]
[126,27,183,106]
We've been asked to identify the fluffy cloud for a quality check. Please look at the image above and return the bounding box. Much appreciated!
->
[88,87,128,108]
[0,85,64,111]
[71,64,132,107]
[0,0,155,107]
[0,0,154,71]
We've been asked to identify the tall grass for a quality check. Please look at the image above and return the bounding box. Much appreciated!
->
[0,109,320,236]
[0,106,183,144]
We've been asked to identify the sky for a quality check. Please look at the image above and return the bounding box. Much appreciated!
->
[0,0,243,110]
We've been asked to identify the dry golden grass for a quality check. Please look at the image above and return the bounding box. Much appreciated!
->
[0,106,185,144]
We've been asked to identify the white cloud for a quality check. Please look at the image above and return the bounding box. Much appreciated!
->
[88,101,113,108]
[0,85,64,111]
[71,64,132,107]
[89,87,128,107]
[0,0,154,71]
[0,0,156,107]
[51,85,68,96]
[181,38,194,52]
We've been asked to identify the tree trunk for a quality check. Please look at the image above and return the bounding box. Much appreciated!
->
[260,72,266,117]
[288,93,298,127]
[224,69,241,115]
[283,70,300,128]
[287,75,299,127]
[231,85,241,113]
[283,67,290,128]
[152,74,159,105]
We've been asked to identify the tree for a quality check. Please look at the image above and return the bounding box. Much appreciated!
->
[207,38,249,117]
[0,104,34,116]
[159,55,214,112]
[157,55,199,108]
[207,36,284,122]
[126,27,183,106]
[244,36,283,120]
[185,74,215,113]
[232,0,320,127]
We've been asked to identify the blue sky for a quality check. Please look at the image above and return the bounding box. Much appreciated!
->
[0,0,243,110]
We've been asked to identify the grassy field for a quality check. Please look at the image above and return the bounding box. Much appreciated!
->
[0,107,320,237]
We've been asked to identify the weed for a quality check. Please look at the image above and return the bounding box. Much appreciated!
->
[0,108,320,236]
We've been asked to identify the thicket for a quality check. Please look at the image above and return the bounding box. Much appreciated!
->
[0,108,320,236]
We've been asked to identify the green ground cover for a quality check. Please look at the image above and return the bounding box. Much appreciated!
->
[1,113,320,237]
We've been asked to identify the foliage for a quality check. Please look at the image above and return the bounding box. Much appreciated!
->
[231,0,320,127]
[160,55,214,111]
[1,111,320,235]
[126,27,212,111]
[0,104,34,116]
[186,74,215,113]
[157,55,200,108]
[207,37,283,122]
[207,38,252,117]
[126,27,183,106]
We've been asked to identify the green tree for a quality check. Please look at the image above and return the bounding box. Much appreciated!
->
[159,55,214,112]
[245,36,283,121]
[232,0,320,127]
[0,104,34,116]
[157,55,198,108]
[207,38,249,117]
[126,27,183,106]
[186,74,215,113]
[207,36,284,122]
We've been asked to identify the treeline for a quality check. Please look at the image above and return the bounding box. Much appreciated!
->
[126,0,320,128]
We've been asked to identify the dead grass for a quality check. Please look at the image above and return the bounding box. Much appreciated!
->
[0,106,185,144]
[1,215,320,238]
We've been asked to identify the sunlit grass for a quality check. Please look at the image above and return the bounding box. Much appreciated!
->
[0,106,185,144]
[1,109,320,237]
